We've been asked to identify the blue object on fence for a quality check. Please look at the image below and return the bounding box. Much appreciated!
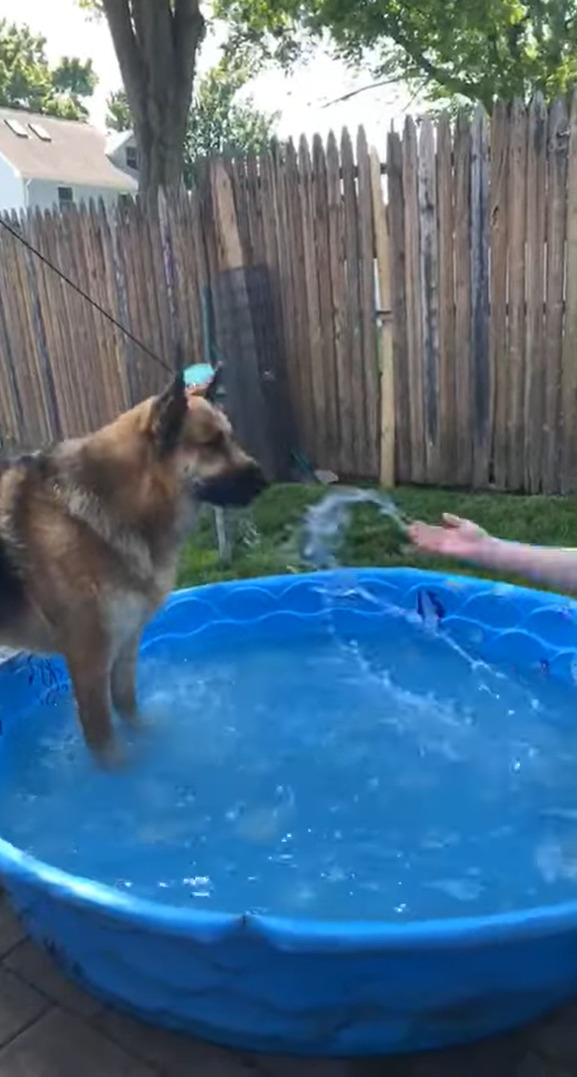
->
[183,363,214,389]
[3,568,577,1055]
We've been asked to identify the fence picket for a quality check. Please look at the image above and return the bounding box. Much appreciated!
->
[470,105,491,488]
[299,135,326,469]
[562,91,577,493]
[436,113,456,485]
[544,98,568,494]
[490,101,510,490]
[387,128,410,483]
[327,130,351,477]
[418,116,440,483]
[403,116,425,483]
[357,126,379,478]
[370,147,394,487]
[507,100,528,490]
[524,94,547,492]
[454,113,473,486]
[341,127,364,477]
[313,134,340,472]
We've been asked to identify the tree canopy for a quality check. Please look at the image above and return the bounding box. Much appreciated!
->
[105,88,131,132]
[107,61,277,186]
[0,19,96,120]
[213,0,577,109]
[184,62,277,176]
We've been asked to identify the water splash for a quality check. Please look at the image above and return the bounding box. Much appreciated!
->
[300,488,544,728]
[301,487,409,570]
[300,489,415,683]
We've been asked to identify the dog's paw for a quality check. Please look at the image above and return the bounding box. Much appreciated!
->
[93,737,129,770]
[127,711,154,735]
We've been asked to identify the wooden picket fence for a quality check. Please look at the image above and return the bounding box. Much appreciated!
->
[0,194,206,452]
[1,95,577,491]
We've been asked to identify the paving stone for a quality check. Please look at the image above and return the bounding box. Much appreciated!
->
[0,898,26,959]
[0,966,49,1049]
[4,940,102,1020]
[354,1031,525,1077]
[0,1009,156,1077]
[516,1052,574,1077]
[97,1007,260,1076]
[532,1004,577,1068]
[259,1057,353,1077]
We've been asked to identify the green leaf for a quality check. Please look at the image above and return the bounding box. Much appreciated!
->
[213,0,577,107]
[0,18,97,120]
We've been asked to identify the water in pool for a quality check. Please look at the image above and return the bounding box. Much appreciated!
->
[2,592,577,921]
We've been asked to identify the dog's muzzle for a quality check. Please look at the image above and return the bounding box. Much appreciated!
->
[195,463,267,507]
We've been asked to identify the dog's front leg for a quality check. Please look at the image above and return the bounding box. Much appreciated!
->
[111,633,140,724]
[64,631,117,765]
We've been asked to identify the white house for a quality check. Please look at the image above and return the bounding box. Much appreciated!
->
[105,129,139,173]
[0,108,138,214]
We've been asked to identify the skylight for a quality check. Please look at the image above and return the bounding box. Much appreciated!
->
[28,122,51,142]
[4,118,28,138]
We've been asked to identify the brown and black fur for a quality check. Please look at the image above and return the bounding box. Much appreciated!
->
[0,370,265,764]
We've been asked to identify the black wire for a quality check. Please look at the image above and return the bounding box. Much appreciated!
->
[0,214,174,375]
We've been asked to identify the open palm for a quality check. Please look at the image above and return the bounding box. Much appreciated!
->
[408,515,489,559]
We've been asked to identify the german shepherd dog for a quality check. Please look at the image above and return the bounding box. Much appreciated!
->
[0,370,265,764]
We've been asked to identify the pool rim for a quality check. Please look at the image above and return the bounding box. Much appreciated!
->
[2,565,577,953]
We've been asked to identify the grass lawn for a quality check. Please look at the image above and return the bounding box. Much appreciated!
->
[177,483,577,591]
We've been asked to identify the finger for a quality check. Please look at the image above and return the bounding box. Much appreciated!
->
[408,522,431,542]
[442,513,467,529]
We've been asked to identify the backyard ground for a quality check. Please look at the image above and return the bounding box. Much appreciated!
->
[2,482,577,1075]
[178,482,577,588]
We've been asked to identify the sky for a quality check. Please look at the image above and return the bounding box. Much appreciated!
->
[0,0,425,156]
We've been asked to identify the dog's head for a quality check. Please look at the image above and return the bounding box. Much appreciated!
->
[145,368,267,508]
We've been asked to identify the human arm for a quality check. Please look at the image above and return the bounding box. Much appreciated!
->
[408,514,577,592]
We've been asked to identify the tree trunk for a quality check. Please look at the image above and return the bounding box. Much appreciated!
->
[101,0,205,197]
[132,101,190,195]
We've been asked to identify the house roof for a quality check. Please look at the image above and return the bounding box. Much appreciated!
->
[0,108,138,192]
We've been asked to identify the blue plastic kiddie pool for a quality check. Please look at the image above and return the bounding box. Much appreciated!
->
[1,568,577,1056]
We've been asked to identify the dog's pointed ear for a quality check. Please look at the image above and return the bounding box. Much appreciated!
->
[149,371,188,453]
[187,363,224,404]
[205,363,224,404]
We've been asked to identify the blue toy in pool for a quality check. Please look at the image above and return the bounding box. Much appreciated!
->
[3,567,577,1056]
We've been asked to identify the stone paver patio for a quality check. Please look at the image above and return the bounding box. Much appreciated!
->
[1,892,577,1075]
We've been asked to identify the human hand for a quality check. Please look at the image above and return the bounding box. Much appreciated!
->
[408,514,490,559]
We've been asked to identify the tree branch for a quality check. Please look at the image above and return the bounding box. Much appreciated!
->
[320,75,403,109]
[100,0,143,108]
[173,0,205,128]
[138,1,174,122]
[393,31,487,105]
